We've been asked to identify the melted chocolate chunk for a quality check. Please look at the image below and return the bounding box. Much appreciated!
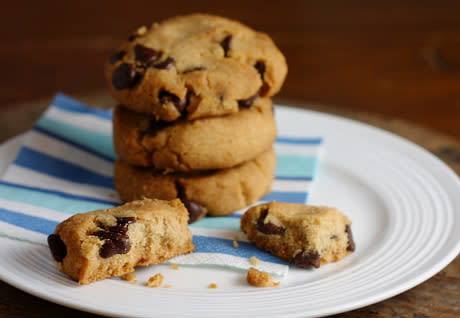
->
[256,209,286,235]
[158,90,187,113]
[183,66,206,74]
[99,239,131,258]
[292,251,321,268]
[108,50,126,64]
[221,35,232,57]
[134,44,161,65]
[183,199,204,223]
[176,182,204,223]
[345,225,355,252]
[92,217,136,258]
[128,34,137,42]
[92,230,128,241]
[238,93,258,108]
[112,63,137,90]
[258,82,270,97]
[153,57,175,70]
[47,234,67,262]
[254,61,270,97]
[254,61,266,79]
[109,217,136,235]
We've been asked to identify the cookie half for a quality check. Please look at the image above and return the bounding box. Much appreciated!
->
[105,13,287,121]
[114,148,276,218]
[47,199,195,284]
[241,202,355,268]
[113,98,276,171]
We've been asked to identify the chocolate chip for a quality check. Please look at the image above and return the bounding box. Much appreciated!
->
[221,35,232,57]
[153,57,175,70]
[92,230,128,241]
[256,209,286,235]
[253,61,270,97]
[99,239,131,258]
[112,63,137,90]
[258,82,270,97]
[134,44,161,65]
[330,234,338,240]
[47,234,67,262]
[109,217,136,235]
[183,199,205,223]
[292,251,321,268]
[158,90,187,113]
[183,66,206,74]
[176,182,204,223]
[345,225,355,252]
[254,61,266,79]
[108,50,126,64]
[92,217,136,258]
[238,92,258,108]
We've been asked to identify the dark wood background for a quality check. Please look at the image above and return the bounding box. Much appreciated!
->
[1,1,460,317]
[2,0,460,139]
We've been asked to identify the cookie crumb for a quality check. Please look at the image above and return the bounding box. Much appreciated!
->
[122,273,137,284]
[247,267,279,287]
[208,283,218,289]
[163,284,172,288]
[146,273,164,288]
[249,256,260,266]
[171,263,179,270]
[233,240,239,248]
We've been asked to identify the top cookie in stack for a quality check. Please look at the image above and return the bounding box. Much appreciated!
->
[105,13,287,122]
[106,14,287,222]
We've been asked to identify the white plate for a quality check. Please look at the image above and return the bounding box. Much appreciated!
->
[1,105,460,318]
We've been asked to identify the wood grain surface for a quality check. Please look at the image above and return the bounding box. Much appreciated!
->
[1,1,460,317]
[1,1,460,139]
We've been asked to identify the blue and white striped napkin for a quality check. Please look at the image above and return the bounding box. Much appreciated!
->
[0,93,322,277]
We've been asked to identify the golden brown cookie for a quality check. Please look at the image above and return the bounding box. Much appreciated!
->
[241,202,355,268]
[112,98,276,171]
[105,13,287,121]
[114,148,276,219]
[47,199,195,284]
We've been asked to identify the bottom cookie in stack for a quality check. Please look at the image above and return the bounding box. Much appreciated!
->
[114,148,276,223]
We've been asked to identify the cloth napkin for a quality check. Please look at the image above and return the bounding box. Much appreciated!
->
[0,93,322,277]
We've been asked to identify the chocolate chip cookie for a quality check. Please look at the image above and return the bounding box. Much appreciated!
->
[105,13,287,121]
[113,97,276,171]
[114,148,276,218]
[47,199,195,284]
[241,202,355,268]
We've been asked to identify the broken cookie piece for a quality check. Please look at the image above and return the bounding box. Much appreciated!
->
[47,199,195,284]
[247,267,279,287]
[241,202,355,268]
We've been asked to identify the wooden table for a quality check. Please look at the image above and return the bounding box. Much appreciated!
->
[1,1,459,317]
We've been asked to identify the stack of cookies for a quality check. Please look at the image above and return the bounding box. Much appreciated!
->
[105,14,287,222]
